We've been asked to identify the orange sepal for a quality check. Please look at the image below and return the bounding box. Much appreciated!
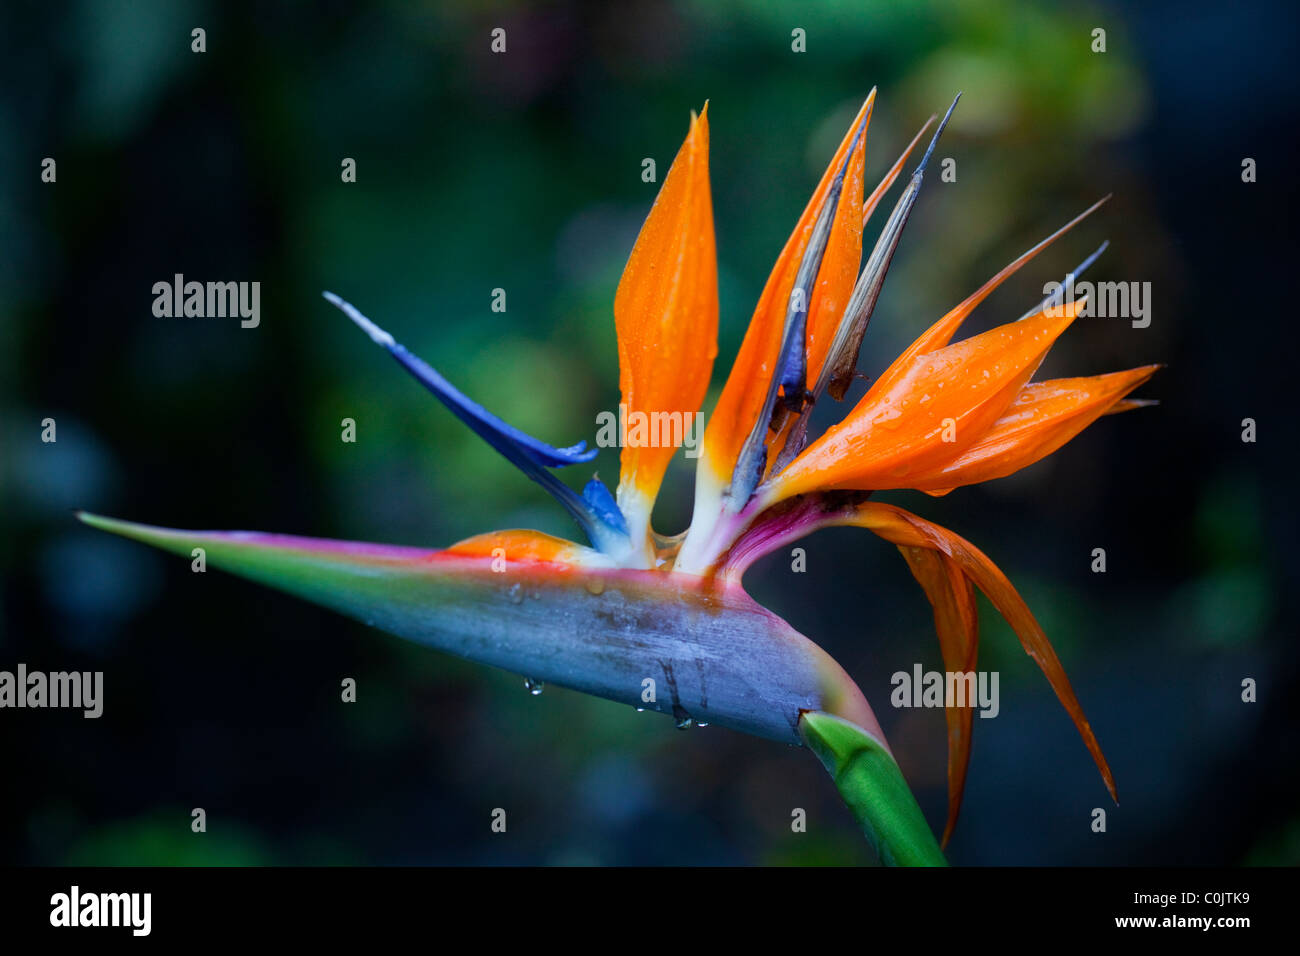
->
[766,127,867,470]
[804,130,866,389]
[772,301,1083,500]
[911,365,1161,494]
[897,544,979,847]
[877,198,1109,392]
[614,105,717,529]
[697,93,875,489]
[850,502,1118,803]
[444,529,595,567]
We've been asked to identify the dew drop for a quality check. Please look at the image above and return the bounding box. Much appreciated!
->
[585,577,606,595]
[672,704,693,730]
[507,583,524,604]
[524,677,544,696]
[635,707,645,713]
[696,721,709,728]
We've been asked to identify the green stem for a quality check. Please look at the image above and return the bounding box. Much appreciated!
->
[800,711,947,866]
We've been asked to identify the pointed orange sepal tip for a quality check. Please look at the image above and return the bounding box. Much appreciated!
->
[862,114,935,226]
[889,197,1112,377]
[773,301,1085,501]
[804,128,867,390]
[897,545,979,847]
[765,125,868,471]
[698,91,876,485]
[613,104,717,533]
[909,364,1161,492]
[850,502,1118,804]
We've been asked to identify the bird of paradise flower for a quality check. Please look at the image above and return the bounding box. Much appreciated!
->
[81,89,1158,866]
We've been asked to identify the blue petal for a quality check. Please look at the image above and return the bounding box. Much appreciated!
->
[324,292,596,468]
[775,137,855,410]
[728,110,870,509]
[581,476,630,537]
[384,343,597,468]
[325,292,624,551]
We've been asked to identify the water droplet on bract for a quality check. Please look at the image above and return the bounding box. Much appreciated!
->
[507,583,524,604]
[672,704,693,730]
[585,577,605,595]
[696,721,709,728]
[635,707,645,712]
[524,677,544,696]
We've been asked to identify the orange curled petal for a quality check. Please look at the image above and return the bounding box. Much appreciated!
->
[695,93,875,494]
[852,502,1118,803]
[897,545,979,847]
[911,365,1161,493]
[772,302,1083,500]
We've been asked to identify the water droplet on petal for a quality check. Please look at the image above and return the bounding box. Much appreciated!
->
[524,677,544,696]
[585,577,605,595]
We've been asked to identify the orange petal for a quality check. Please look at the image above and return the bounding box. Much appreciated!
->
[897,545,979,847]
[911,365,1160,493]
[804,131,866,390]
[877,198,1110,388]
[444,529,605,567]
[694,94,876,497]
[614,105,718,545]
[851,502,1118,803]
[771,301,1083,500]
[765,128,868,471]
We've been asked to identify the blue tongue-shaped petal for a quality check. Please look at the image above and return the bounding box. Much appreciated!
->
[324,292,627,552]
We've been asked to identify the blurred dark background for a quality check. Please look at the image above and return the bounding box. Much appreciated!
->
[2,0,1297,865]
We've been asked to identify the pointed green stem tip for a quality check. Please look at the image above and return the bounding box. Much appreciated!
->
[800,711,947,866]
